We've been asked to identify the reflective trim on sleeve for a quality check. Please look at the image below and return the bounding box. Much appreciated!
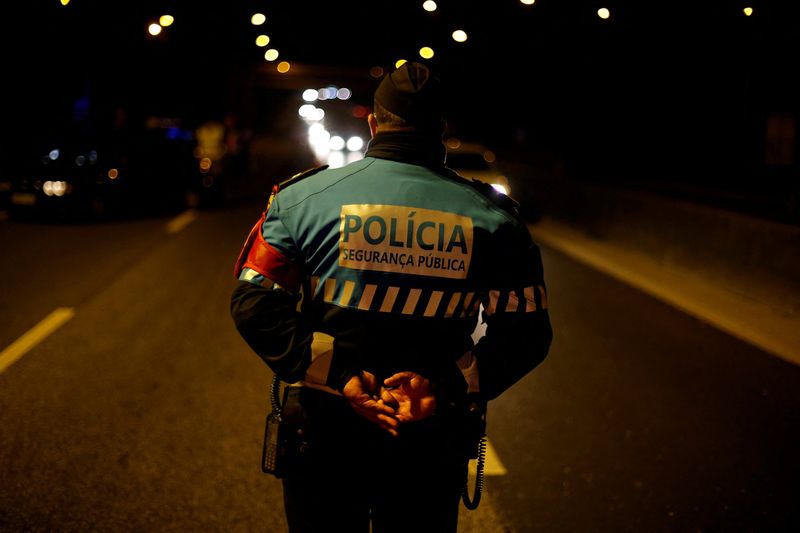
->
[462,292,482,318]
[484,285,547,316]
[524,286,537,312]
[310,276,481,318]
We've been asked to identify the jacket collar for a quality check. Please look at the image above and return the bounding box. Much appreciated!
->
[364,131,447,169]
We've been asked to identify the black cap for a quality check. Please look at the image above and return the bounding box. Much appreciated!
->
[374,61,443,130]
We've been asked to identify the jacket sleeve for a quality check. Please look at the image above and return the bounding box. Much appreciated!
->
[472,222,553,401]
[229,192,314,382]
[230,280,314,383]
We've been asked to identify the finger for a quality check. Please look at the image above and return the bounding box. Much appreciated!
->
[353,407,400,434]
[383,371,415,388]
[379,388,399,407]
[375,417,400,437]
[358,397,396,416]
[361,371,378,391]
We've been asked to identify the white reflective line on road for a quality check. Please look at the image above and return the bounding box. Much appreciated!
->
[0,307,75,375]
[479,438,507,476]
[166,209,197,234]
[528,219,800,366]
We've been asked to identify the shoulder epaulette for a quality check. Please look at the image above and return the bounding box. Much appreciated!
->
[442,167,520,213]
[278,164,329,189]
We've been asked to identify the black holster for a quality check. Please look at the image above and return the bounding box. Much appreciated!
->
[262,384,309,478]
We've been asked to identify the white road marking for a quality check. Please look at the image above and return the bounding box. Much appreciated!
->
[166,209,197,234]
[0,307,75,375]
[529,219,800,366]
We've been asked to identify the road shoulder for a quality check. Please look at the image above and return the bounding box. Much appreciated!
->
[529,218,800,367]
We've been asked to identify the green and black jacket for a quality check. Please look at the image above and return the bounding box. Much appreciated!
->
[230,131,552,406]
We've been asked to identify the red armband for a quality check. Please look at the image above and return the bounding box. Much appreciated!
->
[232,185,304,292]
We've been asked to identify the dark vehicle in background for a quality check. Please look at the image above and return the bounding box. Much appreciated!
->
[445,139,512,197]
[8,116,201,222]
[444,138,542,222]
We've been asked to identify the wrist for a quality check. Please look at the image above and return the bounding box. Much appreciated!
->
[336,369,362,394]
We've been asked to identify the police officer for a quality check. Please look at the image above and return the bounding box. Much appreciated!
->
[230,61,552,533]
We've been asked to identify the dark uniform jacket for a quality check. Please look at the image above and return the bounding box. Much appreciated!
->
[230,131,552,407]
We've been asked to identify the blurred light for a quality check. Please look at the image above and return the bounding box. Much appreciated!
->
[159,15,174,27]
[346,151,364,164]
[202,175,215,188]
[597,8,610,19]
[277,61,291,73]
[423,1,437,13]
[308,126,332,160]
[483,150,496,163]
[302,89,319,102]
[255,35,270,47]
[452,30,467,43]
[346,136,364,152]
[337,87,352,100]
[148,23,162,36]
[199,157,212,172]
[264,49,279,61]
[60,0,70,5]
[43,181,67,197]
[419,47,434,59]
[446,138,461,149]
[49,149,60,161]
[310,108,325,121]
[75,155,86,166]
[369,66,385,78]
[352,105,370,118]
[326,151,346,169]
[318,87,338,100]
[743,7,753,16]
[108,168,119,180]
[394,59,408,69]
[520,0,536,5]
[491,184,508,195]
[251,13,266,25]
[88,150,98,164]
[298,105,325,121]
[298,104,316,119]
[308,123,330,145]
[329,136,345,151]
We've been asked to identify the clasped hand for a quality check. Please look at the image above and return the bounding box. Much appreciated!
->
[342,371,436,437]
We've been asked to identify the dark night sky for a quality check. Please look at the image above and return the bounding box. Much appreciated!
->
[4,1,800,189]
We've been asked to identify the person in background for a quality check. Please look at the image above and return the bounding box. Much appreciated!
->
[230,60,553,533]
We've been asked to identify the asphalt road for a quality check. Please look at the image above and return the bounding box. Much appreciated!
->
[0,203,798,532]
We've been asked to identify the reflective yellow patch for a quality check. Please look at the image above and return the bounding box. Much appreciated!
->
[339,204,473,279]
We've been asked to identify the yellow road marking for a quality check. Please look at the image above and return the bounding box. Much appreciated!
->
[0,307,75,375]
[166,209,197,234]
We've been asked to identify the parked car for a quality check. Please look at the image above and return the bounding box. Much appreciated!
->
[444,139,511,197]
[8,118,199,221]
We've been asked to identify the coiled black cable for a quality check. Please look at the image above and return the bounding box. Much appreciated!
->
[462,434,487,510]
[270,374,282,414]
